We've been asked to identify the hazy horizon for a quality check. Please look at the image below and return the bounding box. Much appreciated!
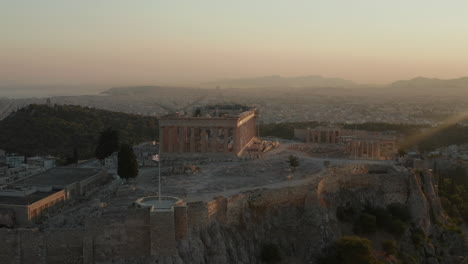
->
[2,1,468,88]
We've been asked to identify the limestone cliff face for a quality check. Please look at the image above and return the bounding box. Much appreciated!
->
[164,166,465,264]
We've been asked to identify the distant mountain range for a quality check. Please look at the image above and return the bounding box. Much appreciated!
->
[2,75,468,99]
[388,77,468,95]
[201,75,357,88]
[201,75,468,95]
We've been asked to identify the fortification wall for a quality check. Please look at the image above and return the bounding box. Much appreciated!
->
[0,228,18,264]
[44,228,85,264]
[150,209,177,257]
[187,201,208,230]
[174,205,188,240]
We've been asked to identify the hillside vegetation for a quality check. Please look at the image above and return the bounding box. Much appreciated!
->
[0,104,158,160]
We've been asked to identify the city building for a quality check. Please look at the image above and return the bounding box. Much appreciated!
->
[104,152,118,169]
[26,156,56,170]
[0,167,108,226]
[6,155,25,168]
[133,141,159,166]
[159,105,257,156]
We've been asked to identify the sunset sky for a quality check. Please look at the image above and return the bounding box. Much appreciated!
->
[2,0,468,86]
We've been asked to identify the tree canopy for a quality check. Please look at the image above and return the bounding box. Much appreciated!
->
[0,104,158,160]
[95,128,120,160]
[117,144,139,181]
[319,236,380,264]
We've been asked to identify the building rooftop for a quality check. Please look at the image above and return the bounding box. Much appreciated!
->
[13,167,104,188]
[0,189,62,205]
[161,104,256,119]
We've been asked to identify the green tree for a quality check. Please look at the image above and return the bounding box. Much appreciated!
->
[288,155,300,169]
[319,236,380,264]
[398,148,407,157]
[335,236,379,264]
[95,128,120,160]
[117,144,139,181]
[354,213,377,234]
[381,240,397,256]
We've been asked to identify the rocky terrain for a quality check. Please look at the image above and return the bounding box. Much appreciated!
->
[148,165,466,264]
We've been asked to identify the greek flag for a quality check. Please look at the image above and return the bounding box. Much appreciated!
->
[152,154,160,162]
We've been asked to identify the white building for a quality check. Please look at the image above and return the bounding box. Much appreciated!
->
[27,156,56,170]
[104,152,118,169]
[133,141,159,167]
[6,156,25,168]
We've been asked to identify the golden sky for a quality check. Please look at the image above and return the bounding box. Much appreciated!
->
[1,0,468,86]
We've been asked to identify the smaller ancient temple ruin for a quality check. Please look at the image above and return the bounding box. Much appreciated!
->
[294,126,397,160]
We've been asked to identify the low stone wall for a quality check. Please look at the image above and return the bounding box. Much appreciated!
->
[187,201,208,230]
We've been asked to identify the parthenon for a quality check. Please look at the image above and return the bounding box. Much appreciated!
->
[159,105,257,156]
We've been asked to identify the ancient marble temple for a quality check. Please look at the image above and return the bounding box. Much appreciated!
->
[159,105,257,156]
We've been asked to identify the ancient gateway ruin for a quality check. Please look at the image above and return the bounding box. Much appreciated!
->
[295,126,398,160]
[159,105,257,156]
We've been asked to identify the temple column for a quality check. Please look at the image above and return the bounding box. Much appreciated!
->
[224,128,229,152]
[190,127,195,153]
[233,128,239,155]
[372,142,376,159]
[174,126,179,153]
[376,143,381,160]
[366,142,369,158]
[211,128,217,152]
[200,128,207,153]
[168,127,173,153]
[179,127,185,153]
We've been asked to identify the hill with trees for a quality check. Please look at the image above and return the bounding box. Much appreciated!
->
[0,104,158,161]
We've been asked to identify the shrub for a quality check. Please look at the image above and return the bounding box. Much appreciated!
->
[381,240,397,256]
[365,207,392,228]
[387,203,411,223]
[336,206,355,222]
[336,236,380,264]
[260,243,282,263]
[443,223,463,234]
[387,218,407,237]
[353,213,377,234]
[288,155,300,168]
[411,228,426,246]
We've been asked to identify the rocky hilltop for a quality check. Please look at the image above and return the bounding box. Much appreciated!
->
[169,165,466,264]
[1,164,465,263]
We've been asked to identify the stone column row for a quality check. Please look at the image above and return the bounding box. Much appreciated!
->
[350,141,382,159]
[308,130,340,143]
[162,126,234,154]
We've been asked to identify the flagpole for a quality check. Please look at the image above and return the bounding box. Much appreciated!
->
[158,156,161,204]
